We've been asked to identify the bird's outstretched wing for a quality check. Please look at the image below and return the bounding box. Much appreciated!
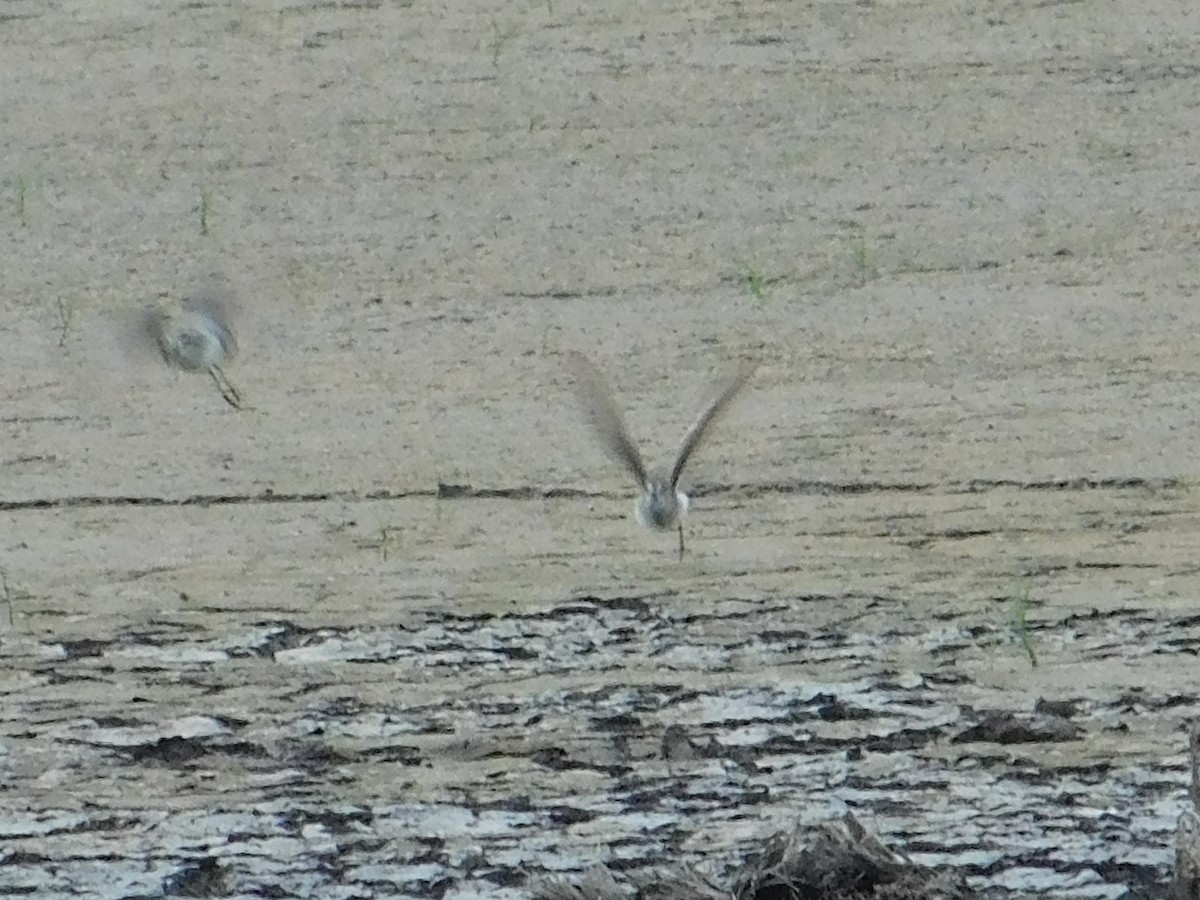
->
[566,351,648,487]
[669,362,756,488]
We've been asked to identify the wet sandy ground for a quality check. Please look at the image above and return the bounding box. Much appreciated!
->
[3,0,1200,896]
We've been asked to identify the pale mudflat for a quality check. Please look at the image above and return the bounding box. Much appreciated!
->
[1,1,1199,897]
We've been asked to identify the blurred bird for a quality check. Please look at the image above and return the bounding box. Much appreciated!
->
[567,351,754,558]
[140,277,242,409]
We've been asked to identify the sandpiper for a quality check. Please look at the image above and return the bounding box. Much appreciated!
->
[567,351,754,558]
[142,281,242,409]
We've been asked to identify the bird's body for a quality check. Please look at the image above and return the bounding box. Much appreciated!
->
[155,306,236,372]
[142,287,242,409]
[635,481,689,533]
[567,351,753,557]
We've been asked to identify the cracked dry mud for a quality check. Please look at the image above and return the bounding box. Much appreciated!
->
[2,1,1200,898]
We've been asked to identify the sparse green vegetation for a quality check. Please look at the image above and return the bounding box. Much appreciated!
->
[357,525,405,561]
[1008,580,1039,669]
[55,298,76,348]
[489,20,518,68]
[606,60,631,79]
[738,260,772,304]
[14,175,30,227]
[377,526,400,561]
[199,186,215,236]
[849,230,878,281]
[1,569,15,628]
[779,149,809,168]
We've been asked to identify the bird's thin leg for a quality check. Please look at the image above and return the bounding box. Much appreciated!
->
[210,366,243,409]
[677,522,686,560]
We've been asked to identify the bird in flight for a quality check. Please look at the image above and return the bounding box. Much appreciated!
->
[567,351,754,558]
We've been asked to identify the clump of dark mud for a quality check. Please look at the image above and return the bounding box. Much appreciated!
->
[532,814,977,900]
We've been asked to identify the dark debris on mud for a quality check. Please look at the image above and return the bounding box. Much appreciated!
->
[534,814,978,900]
[1,596,1194,898]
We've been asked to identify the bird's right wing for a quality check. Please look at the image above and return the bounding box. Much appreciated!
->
[566,351,648,487]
